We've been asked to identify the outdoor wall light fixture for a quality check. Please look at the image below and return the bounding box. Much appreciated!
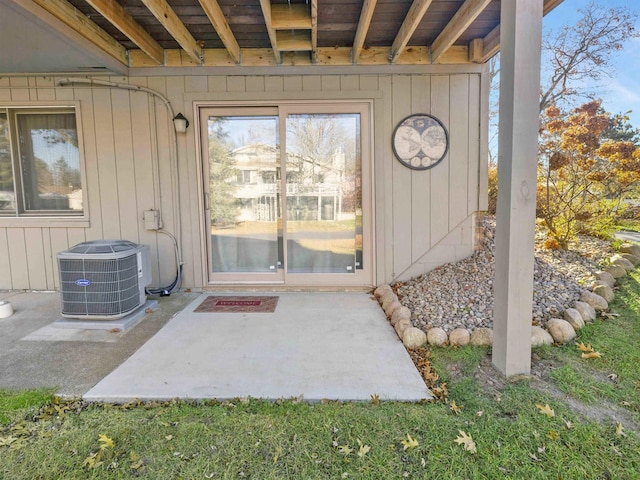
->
[173,113,189,133]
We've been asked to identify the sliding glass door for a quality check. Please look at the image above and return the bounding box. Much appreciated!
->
[200,102,371,286]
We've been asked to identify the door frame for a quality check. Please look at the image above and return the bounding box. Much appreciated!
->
[195,99,375,288]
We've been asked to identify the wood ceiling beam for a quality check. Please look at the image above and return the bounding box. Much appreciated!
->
[431,0,492,63]
[352,0,377,64]
[197,0,241,64]
[311,0,318,63]
[259,0,281,64]
[130,46,474,68]
[84,0,163,64]
[27,0,128,65]
[470,0,565,63]
[543,0,564,15]
[389,0,434,64]
[139,0,202,64]
[470,24,499,63]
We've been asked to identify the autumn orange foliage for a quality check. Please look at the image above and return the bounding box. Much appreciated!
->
[538,100,640,247]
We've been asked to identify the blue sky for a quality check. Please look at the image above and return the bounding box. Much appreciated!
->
[544,0,640,128]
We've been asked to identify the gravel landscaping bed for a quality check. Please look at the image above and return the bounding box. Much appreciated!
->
[394,216,614,334]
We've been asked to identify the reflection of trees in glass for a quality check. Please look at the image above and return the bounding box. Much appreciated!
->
[53,157,81,191]
[29,156,81,195]
[287,115,346,182]
[22,115,80,208]
[42,128,78,149]
[0,112,82,212]
[287,114,361,212]
[0,113,13,194]
[208,118,239,227]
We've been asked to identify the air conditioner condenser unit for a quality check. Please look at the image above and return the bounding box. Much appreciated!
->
[57,240,152,320]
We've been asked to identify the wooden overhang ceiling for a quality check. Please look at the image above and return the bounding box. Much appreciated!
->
[23,0,563,69]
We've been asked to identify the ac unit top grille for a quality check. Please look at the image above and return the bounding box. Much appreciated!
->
[65,240,139,255]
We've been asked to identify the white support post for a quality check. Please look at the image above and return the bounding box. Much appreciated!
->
[492,0,543,376]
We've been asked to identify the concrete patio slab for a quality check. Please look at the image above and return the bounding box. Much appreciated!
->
[84,292,431,403]
[0,291,199,396]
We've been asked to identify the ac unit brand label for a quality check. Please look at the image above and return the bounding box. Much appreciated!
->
[75,279,92,287]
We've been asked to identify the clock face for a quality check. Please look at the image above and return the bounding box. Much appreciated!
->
[392,114,449,170]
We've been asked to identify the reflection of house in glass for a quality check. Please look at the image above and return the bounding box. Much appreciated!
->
[230,143,353,224]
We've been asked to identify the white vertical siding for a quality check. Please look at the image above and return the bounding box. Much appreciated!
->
[391,75,413,277]
[0,229,10,286]
[449,74,470,227]
[430,76,451,247]
[410,75,431,262]
[0,71,484,290]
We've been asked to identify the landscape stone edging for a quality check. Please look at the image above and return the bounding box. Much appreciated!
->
[374,244,639,348]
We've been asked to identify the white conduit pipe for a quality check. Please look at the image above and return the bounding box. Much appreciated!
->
[57,77,184,293]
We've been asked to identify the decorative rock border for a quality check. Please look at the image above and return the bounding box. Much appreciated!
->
[375,243,640,348]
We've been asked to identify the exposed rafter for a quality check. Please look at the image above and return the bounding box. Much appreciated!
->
[352,0,377,64]
[84,0,163,64]
[197,0,241,64]
[469,24,499,63]
[139,0,203,64]
[259,0,281,64]
[27,0,128,65]
[431,0,492,63]
[470,0,565,63]
[3,0,567,73]
[389,0,434,64]
[310,0,318,63]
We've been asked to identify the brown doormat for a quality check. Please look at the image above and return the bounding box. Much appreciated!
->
[194,296,279,313]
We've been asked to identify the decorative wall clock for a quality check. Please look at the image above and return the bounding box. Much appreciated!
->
[392,114,449,170]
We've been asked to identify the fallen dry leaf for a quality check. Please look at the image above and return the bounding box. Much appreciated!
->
[130,451,145,471]
[616,422,626,437]
[454,430,476,453]
[370,394,380,405]
[407,348,441,387]
[401,433,419,451]
[575,342,593,352]
[338,445,353,455]
[98,434,114,451]
[450,400,463,415]
[581,351,602,359]
[82,452,102,470]
[356,439,371,458]
[536,404,555,417]
[0,436,18,447]
[547,430,559,441]
[273,446,283,464]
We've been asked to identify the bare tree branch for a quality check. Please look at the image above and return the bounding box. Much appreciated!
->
[540,1,639,112]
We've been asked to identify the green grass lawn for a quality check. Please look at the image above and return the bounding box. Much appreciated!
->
[2,275,640,478]
[616,220,640,233]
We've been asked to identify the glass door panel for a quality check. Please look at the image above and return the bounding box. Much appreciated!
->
[285,113,362,274]
[201,102,372,286]
[205,113,282,276]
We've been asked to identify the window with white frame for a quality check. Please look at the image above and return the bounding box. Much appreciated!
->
[0,107,83,216]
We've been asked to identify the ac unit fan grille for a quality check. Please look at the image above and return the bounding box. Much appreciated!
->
[59,255,141,316]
